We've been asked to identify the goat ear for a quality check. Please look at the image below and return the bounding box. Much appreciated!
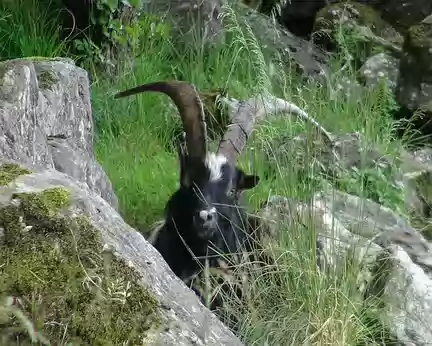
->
[236,170,260,191]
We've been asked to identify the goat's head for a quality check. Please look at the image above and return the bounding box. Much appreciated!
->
[115,81,260,240]
[176,142,259,240]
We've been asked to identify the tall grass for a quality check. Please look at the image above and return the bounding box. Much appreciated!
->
[0,0,69,60]
[0,0,411,344]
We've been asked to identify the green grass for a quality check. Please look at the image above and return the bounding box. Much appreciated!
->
[0,0,414,344]
[0,0,69,61]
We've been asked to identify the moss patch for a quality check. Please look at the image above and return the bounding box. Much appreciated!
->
[13,187,71,219]
[313,1,401,65]
[0,187,161,345]
[37,70,59,90]
[0,163,32,186]
[408,23,432,49]
[403,22,432,76]
[314,1,397,36]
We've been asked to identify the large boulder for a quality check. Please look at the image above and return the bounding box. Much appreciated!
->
[358,52,400,92]
[0,58,118,210]
[312,2,403,66]
[262,0,432,38]
[235,3,330,81]
[365,0,432,35]
[396,14,432,135]
[256,190,432,344]
[0,58,243,345]
[0,163,244,345]
[142,0,226,43]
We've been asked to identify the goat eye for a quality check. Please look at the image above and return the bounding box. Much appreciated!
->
[227,188,235,196]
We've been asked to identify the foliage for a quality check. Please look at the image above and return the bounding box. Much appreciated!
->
[71,0,171,76]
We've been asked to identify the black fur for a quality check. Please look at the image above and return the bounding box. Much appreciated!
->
[153,150,259,281]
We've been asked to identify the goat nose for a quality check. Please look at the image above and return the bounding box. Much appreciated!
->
[199,207,217,221]
[199,210,208,220]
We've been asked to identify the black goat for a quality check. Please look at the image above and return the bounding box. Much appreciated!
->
[114,81,260,293]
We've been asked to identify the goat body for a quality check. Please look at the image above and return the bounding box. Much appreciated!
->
[154,151,259,281]
[115,81,259,289]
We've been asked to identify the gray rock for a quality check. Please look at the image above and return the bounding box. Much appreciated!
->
[358,53,400,91]
[314,189,432,267]
[396,15,432,115]
[0,163,243,345]
[364,0,432,34]
[380,244,432,346]
[314,191,432,345]
[312,2,403,64]
[235,3,330,80]
[401,148,432,240]
[256,190,432,344]
[142,0,226,44]
[0,57,118,210]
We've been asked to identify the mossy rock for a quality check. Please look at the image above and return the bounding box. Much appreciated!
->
[0,163,32,186]
[396,15,432,115]
[242,0,262,10]
[0,186,161,344]
[404,18,432,73]
[312,1,402,66]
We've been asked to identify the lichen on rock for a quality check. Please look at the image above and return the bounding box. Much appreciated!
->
[405,20,432,69]
[312,1,402,65]
[0,187,161,345]
[37,70,59,90]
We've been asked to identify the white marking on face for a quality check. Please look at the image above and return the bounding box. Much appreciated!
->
[199,207,217,221]
[199,209,208,220]
[205,152,227,181]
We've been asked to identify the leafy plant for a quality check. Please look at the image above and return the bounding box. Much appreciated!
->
[71,0,171,75]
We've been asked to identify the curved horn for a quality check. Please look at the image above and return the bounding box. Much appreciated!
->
[115,81,208,164]
[217,99,257,164]
[217,95,335,164]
